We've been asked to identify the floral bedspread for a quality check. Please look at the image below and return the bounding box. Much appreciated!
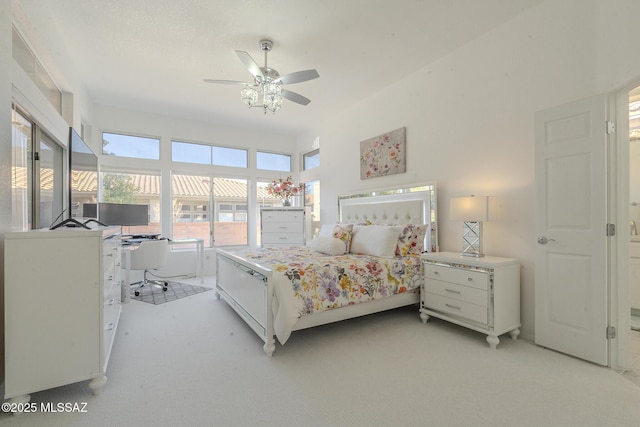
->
[230,246,423,344]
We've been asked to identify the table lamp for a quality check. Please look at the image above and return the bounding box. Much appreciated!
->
[450,195,488,257]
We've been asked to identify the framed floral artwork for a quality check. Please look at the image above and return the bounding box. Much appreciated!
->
[360,127,406,180]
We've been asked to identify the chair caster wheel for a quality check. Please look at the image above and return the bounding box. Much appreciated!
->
[163,287,167,292]
[134,291,140,296]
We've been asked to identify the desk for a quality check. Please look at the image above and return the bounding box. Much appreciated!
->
[121,238,204,303]
[169,238,205,284]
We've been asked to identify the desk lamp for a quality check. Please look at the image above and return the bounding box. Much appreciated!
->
[450,195,489,257]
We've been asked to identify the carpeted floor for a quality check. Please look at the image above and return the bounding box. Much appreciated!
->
[129,280,211,305]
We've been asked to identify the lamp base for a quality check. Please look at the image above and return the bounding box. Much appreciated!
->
[461,221,484,257]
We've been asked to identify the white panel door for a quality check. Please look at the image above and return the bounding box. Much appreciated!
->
[534,94,609,366]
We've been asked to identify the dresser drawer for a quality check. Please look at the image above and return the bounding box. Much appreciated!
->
[630,242,640,258]
[424,279,488,307]
[262,210,304,223]
[262,233,304,245]
[423,263,489,290]
[262,222,303,233]
[423,292,488,325]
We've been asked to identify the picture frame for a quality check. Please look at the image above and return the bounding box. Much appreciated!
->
[360,127,406,180]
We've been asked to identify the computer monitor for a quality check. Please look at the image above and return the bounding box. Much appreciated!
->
[83,203,149,226]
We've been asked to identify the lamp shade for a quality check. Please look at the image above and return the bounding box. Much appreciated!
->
[450,196,488,222]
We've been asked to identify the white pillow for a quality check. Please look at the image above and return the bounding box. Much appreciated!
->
[318,223,336,237]
[350,225,402,258]
[310,235,347,255]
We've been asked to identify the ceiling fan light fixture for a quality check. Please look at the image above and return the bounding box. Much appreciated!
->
[204,39,318,115]
[263,81,283,114]
[241,87,258,107]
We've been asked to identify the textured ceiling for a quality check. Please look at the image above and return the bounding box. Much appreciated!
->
[14,0,543,136]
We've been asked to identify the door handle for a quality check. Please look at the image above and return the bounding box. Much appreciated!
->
[537,236,556,245]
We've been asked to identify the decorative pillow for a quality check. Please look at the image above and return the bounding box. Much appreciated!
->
[310,236,347,255]
[396,224,427,256]
[350,225,402,258]
[331,224,354,253]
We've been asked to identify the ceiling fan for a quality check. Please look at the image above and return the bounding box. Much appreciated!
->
[204,39,319,114]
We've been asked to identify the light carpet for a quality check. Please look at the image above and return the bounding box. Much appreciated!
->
[1,277,639,427]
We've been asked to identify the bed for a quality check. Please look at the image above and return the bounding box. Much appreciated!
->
[215,184,438,356]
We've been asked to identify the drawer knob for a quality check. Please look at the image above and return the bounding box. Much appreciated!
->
[433,271,439,275]
[445,303,461,310]
[445,288,461,294]
[467,277,473,282]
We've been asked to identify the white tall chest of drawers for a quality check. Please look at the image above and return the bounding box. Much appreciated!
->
[420,252,521,349]
[4,226,123,405]
[260,207,309,247]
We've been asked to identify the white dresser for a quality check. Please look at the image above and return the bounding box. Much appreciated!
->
[420,252,521,349]
[260,207,308,247]
[4,226,123,404]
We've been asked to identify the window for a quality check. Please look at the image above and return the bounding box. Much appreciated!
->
[102,132,160,160]
[11,107,33,230]
[11,106,65,230]
[303,149,320,170]
[257,151,291,172]
[172,140,247,168]
[38,133,65,229]
[13,28,62,114]
[171,174,248,247]
[305,180,321,238]
[100,170,161,235]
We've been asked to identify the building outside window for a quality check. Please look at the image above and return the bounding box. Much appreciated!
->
[172,174,262,247]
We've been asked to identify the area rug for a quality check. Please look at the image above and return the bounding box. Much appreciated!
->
[130,281,212,305]
[632,313,640,332]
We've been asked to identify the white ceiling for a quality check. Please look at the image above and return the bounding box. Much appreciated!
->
[14,0,543,136]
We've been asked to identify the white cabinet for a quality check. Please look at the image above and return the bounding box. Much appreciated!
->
[4,227,123,404]
[420,252,520,349]
[260,207,308,247]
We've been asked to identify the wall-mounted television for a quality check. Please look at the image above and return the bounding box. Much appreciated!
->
[68,128,98,219]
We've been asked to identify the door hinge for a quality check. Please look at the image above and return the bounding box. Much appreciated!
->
[606,223,615,236]
[607,326,616,339]
[606,121,616,135]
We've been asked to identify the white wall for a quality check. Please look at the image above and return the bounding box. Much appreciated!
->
[297,0,640,340]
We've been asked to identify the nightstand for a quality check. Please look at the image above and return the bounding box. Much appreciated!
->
[420,252,521,349]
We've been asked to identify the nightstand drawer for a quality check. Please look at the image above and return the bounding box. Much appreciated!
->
[423,264,490,290]
[424,279,487,307]
[423,292,488,325]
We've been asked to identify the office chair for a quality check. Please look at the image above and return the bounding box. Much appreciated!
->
[130,239,170,296]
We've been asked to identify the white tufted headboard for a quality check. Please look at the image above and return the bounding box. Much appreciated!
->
[338,183,438,252]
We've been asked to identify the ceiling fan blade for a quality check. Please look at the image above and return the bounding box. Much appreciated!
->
[203,79,252,86]
[282,89,311,106]
[274,69,319,85]
[235,50,264,80]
